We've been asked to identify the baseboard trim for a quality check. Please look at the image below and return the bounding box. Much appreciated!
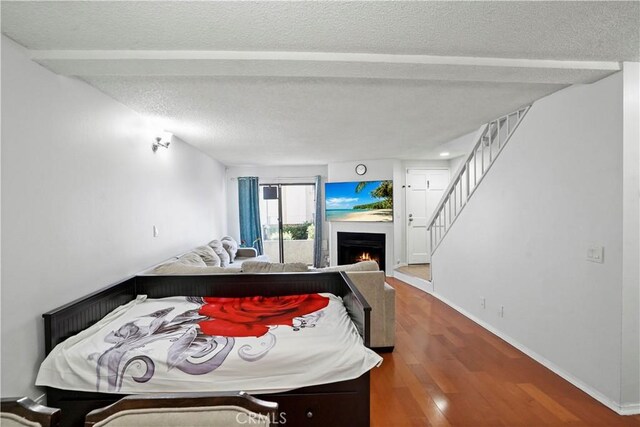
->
[619,403,640,415]
[430,291,639,416]
[392,270,433,293]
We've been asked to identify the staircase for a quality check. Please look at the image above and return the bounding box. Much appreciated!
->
[428,106,531,253]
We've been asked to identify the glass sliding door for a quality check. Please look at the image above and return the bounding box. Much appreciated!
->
[259,186,283,261]
[259,183,316,265]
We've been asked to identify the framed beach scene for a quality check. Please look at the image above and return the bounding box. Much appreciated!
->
[325,180,393,222]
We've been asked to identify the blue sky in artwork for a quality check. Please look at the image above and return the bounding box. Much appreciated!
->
[325,181,382,209]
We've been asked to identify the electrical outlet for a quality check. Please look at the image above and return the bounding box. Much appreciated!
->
[480,297,486,309]
[499,305,505,318]
[153,225,159,237]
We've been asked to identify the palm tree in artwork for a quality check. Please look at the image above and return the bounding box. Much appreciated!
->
[353,180,393,209]
[355,181,368,193]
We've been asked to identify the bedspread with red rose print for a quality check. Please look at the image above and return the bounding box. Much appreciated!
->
[36,293,382,394]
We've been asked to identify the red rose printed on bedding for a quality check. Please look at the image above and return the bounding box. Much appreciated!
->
[197,294,329,338]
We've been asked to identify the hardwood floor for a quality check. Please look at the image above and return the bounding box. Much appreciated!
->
[370,278,640,426]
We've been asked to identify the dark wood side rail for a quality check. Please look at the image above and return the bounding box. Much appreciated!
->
[43,277,137,355]
[340,272,371,347]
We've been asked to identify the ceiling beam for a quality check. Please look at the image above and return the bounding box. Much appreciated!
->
[29,50,621,70]
[29,50,621,84]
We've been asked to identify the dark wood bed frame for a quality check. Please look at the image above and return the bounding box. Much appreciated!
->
[43,272,372,427]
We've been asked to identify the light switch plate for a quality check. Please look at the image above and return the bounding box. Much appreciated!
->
[153,225,159,238]
[587,245,604,263]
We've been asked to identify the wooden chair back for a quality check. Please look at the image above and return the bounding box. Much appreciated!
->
[84,391,278,427]
[1,397,61,427]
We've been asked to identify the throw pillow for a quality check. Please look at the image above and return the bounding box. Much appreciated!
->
[152,253,206,274]
[192,245,221,267]
[221,236,238,262]
[208,239,230,267]
[177,252,208,266]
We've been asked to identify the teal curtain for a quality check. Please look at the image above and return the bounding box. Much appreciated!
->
[313,175,323,267]
[238,177,263,255]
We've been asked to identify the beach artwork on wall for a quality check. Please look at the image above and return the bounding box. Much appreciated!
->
[325,180,393,222]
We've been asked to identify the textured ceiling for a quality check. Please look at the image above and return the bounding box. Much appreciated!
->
[2,1,639,60]
[2,1,638,166]
[83,76,563,165]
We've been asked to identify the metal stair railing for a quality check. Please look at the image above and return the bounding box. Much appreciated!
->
[428,105,531,255]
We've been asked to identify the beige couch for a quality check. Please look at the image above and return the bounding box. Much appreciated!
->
[144,254,396,351]
[345,270,395,351]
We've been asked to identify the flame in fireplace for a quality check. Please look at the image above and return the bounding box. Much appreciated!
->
[357,252,373,262]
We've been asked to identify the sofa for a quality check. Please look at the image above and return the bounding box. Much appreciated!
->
[142,237,268,275]
[344,270,395,351]
[142,244,395,351]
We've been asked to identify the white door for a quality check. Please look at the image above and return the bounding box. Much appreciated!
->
[406,169,450,264]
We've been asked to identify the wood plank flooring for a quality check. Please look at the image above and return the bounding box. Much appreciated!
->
[370,278,640,426]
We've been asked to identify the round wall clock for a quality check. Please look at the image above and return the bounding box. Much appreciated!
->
[355,164,367,176]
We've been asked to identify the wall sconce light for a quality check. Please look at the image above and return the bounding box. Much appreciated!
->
[152,131,173,152]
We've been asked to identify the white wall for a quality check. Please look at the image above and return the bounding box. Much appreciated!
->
[443,129,479,175]
[448,156,465,176]
[621,62,640,410]
[432,72,637,412]
[1,36,227,399]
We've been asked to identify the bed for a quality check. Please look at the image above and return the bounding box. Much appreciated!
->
[39,272,378,426]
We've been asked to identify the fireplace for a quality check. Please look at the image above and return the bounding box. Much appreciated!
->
[337,232,386,272]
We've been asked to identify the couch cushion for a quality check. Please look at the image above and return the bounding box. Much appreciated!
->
[177,253,207,266]
[208,239,230,267]
[233,254,270,267]
[221,236,238,262]
[192,245,221,267]
[151,264,242,275]
[314,261,379,272]
[241,261,309,273]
